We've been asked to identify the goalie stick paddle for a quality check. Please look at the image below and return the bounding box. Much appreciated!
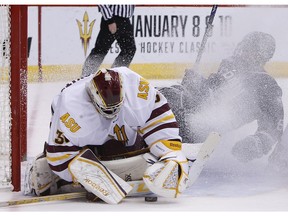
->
[188,131,221,187]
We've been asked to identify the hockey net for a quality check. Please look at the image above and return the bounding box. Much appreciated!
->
[0,5,27,192]
[0,5,12,191]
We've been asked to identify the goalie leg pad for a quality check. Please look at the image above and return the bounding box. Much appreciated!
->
[24,153,84,196]
[102,154,147,181]
[24,153,60,196]
[68,149,133,204]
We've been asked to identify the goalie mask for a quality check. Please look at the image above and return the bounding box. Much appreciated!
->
[86,69,124,119]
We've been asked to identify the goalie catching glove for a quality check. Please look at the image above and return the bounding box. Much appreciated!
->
[143,140,189,198]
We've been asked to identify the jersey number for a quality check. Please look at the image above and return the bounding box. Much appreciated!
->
[54,129,70,144]
[114,125,129,144]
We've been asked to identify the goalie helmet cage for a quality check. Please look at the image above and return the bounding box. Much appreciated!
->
[0,5,27,192]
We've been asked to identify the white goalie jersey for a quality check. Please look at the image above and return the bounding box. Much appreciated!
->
[46,67,181,182]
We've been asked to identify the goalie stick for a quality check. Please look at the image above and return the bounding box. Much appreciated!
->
[187,131,221,187]
[0,192,86,207]
[0,180,151,207]
[0,132,220,207]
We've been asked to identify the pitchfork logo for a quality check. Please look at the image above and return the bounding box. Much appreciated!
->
[76,11,96,56]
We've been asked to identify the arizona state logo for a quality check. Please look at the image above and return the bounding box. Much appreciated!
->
[60,112,81,133]
[76,11,96,56]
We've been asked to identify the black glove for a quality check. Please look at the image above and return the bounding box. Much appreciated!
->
[232,133,274,162]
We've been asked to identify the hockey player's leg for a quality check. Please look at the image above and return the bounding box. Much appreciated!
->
[24,153,83,196]
[82,27,115,77]
[24,153,57,196]
[101,154,148,182]
[68,149,133,204]
[112,16,136,68]
[24,145,151,202]
[81,153,154,202]
[82,53,104,77]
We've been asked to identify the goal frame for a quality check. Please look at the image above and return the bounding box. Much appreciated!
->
[9,5,28,192]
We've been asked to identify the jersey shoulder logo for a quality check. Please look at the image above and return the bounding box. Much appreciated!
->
[137,77,150,100]
[60,112,81,133]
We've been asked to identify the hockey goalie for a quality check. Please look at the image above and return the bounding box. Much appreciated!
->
[25,67,192,204]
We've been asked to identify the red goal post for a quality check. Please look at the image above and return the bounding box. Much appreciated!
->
[0,5,27,192]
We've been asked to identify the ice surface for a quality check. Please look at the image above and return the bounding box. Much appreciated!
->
[0,78,288,212]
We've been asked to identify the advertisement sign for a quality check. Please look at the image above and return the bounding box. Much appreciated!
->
[27,5,288,80]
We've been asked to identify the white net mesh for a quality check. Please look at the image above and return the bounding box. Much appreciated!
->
[0,5,12,190]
